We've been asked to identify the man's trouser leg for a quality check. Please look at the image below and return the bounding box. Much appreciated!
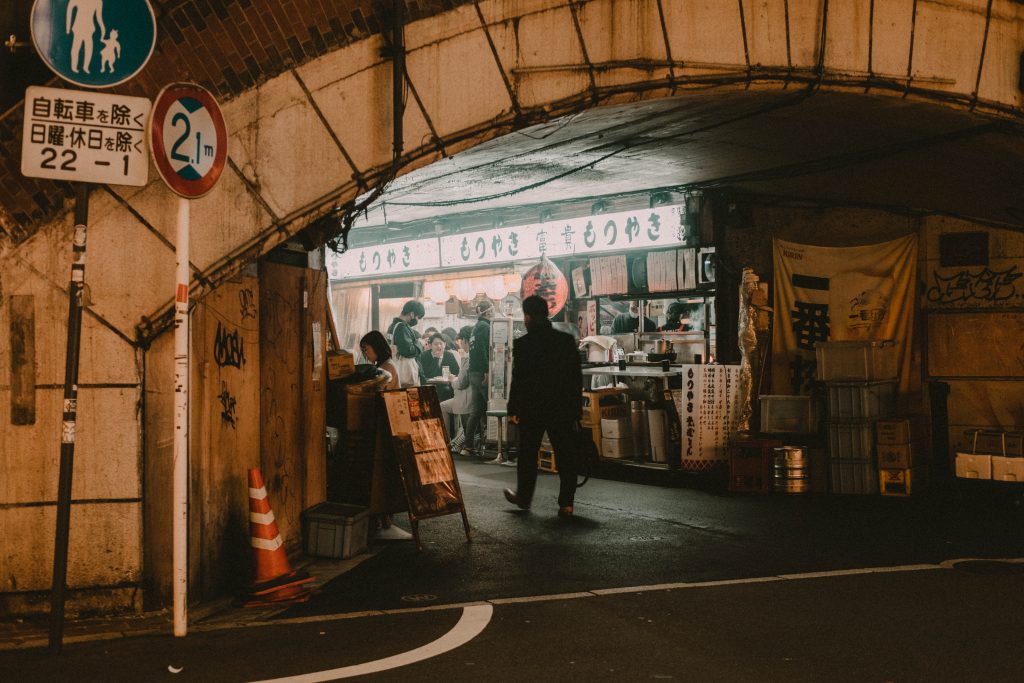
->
[463,371,486,450]
[515,422,544,506]
[546,421,578,508]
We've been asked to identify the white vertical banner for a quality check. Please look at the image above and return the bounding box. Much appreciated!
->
[680,364,742,471]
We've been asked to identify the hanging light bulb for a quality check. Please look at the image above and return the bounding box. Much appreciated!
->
[503,272,522,293]
[484,275,506,300]
[423,281,447,302]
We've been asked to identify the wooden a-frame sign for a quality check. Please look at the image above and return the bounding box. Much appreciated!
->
[379,385,472,550]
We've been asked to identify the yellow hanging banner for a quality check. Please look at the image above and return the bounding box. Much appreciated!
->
[771,235,918,395]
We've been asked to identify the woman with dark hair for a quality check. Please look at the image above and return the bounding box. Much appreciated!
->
[418,333,460,401]
[440,327,459,351]
[443,326,475,452]
[360,330,399,390]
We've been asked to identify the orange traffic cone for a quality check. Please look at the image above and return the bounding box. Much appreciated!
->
[239,468,313,607]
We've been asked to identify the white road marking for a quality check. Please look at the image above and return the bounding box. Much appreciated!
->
[245,604,493,683]
[6,557,1021,654]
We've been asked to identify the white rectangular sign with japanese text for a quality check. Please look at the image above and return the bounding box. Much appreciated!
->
[327,238,441,280]
[439,205,688,268]
[21,86,151,186]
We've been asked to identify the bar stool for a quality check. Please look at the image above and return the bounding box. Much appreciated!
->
[485,408,509,463]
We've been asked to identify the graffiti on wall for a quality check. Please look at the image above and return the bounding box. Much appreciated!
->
[239,287,257,320]
[218,381,237,428]
[213,321,246,368]
[926,265,1022,306]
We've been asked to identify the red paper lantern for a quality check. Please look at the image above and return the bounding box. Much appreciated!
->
[520,256,569,316]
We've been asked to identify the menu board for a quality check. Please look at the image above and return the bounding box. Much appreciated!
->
[647,251,678,292]
[678,364,742,471]
[379,385,471,549]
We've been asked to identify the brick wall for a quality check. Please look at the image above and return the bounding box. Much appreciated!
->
[0,0,463,249]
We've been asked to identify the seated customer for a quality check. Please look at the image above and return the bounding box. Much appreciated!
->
[359,330,400,390]
[418,333,460,401]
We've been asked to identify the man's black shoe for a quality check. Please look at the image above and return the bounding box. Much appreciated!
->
[503,488,530,510]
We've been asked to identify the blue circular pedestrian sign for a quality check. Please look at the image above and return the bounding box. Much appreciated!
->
[31,0,156,89]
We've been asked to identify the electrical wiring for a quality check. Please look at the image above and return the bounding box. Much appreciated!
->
[381,87,816,209]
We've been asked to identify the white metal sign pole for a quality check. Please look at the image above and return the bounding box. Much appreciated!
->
[150,83,226,639]
[173,196,190,637]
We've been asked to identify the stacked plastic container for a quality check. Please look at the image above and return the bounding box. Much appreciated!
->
[815,341,899,494]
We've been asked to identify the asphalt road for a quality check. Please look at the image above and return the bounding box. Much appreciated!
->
[3,460,1023,682]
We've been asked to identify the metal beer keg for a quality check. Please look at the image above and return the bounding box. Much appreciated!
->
[773,446,809,493]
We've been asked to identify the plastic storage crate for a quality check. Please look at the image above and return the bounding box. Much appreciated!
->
[759,395,817,433]
[302,503,369,559]
[814,340,898,381]
[826,381,897,420]
[827,420,875,460]
[830,459,879,494]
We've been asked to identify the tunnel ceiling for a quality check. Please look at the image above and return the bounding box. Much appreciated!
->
[357,89,1024,234]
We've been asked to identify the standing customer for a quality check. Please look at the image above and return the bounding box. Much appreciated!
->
[418,333,460,401]
[441,326,474,450]
[503,295,582,517]
[359,331,400,390]
[387,300,425,387]
[460,300,493,456]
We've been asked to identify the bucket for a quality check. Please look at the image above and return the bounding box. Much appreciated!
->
[773,446,809,493]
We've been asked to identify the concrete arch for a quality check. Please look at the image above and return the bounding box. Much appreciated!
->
[2,0,1023,613]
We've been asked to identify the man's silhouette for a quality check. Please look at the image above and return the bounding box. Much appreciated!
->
[503,295,582,517]
[67,0,106,74]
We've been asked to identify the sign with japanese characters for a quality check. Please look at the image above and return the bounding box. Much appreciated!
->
[327,238,441,280]
[771,235,917,395]
[21,85,150,185]
[150,83,228,198]
[679,364,742,472]
[31,0,157,89]
[439,205,689,268]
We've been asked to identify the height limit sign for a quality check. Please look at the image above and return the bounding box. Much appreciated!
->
[150,83,227,198]
[21,86,151,186]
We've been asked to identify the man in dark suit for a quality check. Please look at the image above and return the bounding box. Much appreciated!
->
[504,295,583,517]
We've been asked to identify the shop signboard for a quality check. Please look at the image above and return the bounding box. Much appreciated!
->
[21,85,151,185]
[439,204,689,268]
[327,237,441,280]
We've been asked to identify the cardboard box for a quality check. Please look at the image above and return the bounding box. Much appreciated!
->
[879,467,927,497]
[601,437,633,459]
[327,350,355,380]
[991,456,1024,483]
[877,442,922,470]
[955,452,992,480]
[601,417,631,439]
[877,417,928,445]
